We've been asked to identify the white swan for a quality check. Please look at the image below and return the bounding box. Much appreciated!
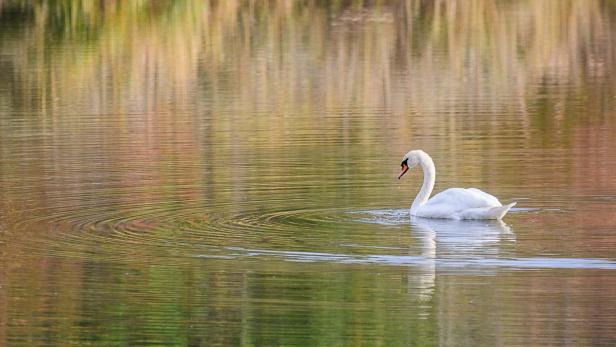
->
[398,150,516,220]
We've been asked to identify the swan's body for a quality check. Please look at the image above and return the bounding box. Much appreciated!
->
[398,150,515,220]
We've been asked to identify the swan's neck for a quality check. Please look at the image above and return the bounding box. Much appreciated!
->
[411,153,435,214]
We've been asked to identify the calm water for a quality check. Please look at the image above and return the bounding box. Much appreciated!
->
[1,0,616,345]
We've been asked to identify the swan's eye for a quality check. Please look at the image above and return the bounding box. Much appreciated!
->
[401,159,408,167]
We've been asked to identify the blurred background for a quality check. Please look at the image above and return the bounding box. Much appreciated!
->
[1,1,616,345]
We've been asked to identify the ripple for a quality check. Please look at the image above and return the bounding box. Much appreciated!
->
[12,199,377,262]
[348,208,410,225]
[196,247,616,270]
[10,200,612,274]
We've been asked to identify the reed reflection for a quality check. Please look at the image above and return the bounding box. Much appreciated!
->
[0,0,614,116]
[1,0,615,213]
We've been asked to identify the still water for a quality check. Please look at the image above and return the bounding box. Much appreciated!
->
[1,0,616,345]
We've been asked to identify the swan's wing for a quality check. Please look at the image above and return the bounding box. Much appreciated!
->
[466,188,502,206]
[416,188,511,220]
[424,188,502,210]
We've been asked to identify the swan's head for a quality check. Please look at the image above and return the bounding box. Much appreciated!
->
[398,150,426,179]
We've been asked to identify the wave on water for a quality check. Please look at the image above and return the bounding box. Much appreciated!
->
[348,209,410,225]
[206,246,616,270]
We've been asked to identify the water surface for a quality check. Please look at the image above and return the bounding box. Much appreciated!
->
[1,1,616,345]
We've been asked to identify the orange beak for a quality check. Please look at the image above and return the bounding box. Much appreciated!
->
[398,164,409,179]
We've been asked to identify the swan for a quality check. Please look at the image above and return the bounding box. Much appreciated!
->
[398,150,516,220]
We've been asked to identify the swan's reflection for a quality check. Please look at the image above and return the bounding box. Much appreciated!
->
[408,217,515,300]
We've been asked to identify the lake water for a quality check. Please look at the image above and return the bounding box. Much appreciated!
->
[1,1,616,345]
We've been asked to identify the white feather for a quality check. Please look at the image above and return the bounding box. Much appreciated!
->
[399,150,515,220]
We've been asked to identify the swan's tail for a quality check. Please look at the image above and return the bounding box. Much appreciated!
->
[490,202,516,220]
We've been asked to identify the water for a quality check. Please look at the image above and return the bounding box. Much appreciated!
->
[1,0,616,345]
